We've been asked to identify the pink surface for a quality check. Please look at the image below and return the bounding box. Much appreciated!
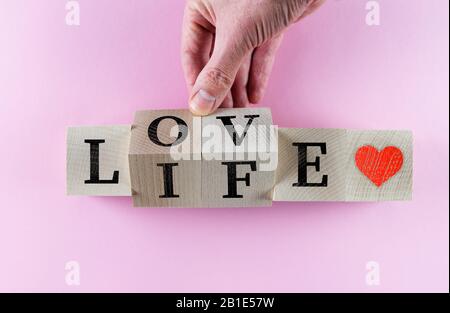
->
[0,0,448,292]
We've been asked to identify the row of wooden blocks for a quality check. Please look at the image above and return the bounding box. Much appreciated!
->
[67,108,412,207]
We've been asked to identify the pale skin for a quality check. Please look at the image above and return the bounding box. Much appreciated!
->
[181,0,325,116]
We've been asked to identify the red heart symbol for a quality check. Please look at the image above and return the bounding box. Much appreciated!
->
[355,145,404,187]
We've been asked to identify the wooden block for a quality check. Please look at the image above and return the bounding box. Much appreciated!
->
[128,110,202,207]
[201,108,277,207]
[66,125,132,196]
[345,130,413,201]
[273,128,347,201]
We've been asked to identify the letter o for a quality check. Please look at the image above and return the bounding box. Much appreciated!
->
[148,116,188,147]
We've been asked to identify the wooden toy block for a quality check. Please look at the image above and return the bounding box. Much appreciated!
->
[345,130,413,201]
[273,128,347,201]
[128,110,202,207]
[200,108,277,207]
[66,125,132,196]
[66,108,414,205]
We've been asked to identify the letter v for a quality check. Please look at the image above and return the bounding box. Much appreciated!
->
[216,114,260,145]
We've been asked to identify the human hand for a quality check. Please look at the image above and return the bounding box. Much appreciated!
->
[181,0,325,116]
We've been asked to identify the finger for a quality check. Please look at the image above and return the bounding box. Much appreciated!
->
[181,3,214,93]
[220,91,234,108]
[231,52,252,108]
[188,28,252,116]
[297,0,327,21]
[209,33,236,108]
[247,34,283,104]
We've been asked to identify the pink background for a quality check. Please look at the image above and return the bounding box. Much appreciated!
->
[0,0,448,292]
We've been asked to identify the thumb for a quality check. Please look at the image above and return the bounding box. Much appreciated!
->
[189,38,248,116]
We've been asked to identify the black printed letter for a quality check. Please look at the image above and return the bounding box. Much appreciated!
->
[292,143,328,187]
[84,139,119,184]
[148,116,188,147]
[216,114,260,145]
[222,161,257,198]
[157,163,180,198]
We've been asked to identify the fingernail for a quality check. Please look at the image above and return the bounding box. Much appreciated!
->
[190,89,216,116]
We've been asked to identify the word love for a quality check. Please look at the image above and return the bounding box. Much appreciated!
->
[66,108,413,207]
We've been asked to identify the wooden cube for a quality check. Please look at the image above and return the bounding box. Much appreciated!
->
[273,128,347,201]
[201,108,277,207]
[128,110,202,207]
[345,130,413,201]
[66,125,132,196]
